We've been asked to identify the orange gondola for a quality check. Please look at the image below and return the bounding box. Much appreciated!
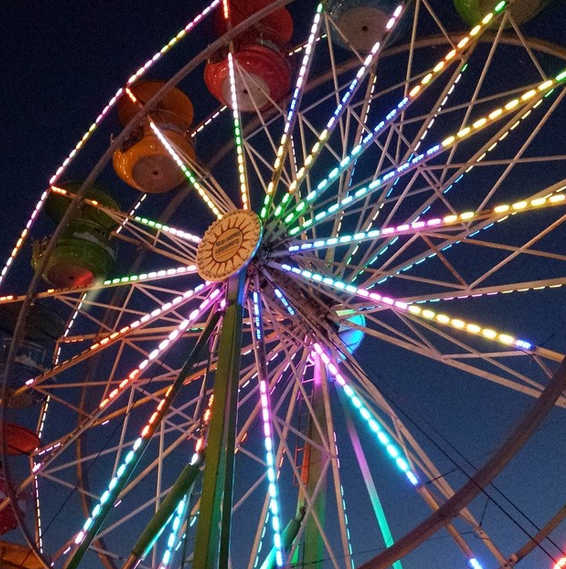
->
[113,82,196,193]
[0,541,44,569]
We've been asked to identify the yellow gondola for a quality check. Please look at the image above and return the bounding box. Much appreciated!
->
[113,82,196,193]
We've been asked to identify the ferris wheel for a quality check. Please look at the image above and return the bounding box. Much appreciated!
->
[2,0,566,568]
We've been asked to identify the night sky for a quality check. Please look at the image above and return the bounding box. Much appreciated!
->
[3,1,566,569]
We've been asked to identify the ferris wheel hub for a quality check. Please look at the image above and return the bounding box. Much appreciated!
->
[196,209,263,281]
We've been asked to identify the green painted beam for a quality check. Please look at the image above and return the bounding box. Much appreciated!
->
[338,389,403,569]
[192,272,246,569]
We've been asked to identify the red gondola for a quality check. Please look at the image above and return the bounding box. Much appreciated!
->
[204,44,291,112]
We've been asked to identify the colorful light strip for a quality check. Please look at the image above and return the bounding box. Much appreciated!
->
[49,184,203,244]
[0,266,198,307]
[260,3,325,220]
[277,263,533,351]
[146,115,223,219]
[406,304,532,349]
[284,191,566,253]
[103,265,197,286]
[346,65,468,271]
[312,344,419,486]
[132,215,202,244]
[0,3,218,289]
[252,291,285,567]
[225,51,250,210]
[270,4,404,223]
[192,106,228,136]
[355,98,548,285]
[68,289,221,560]
[98,287,220,411]
[117,194,146,235]
[286,70,562,236]
[273,288,296,316]
[0,189,49,290]
[331,433,354,569]
[270,3,503,223]
[19,284,212,399]
[423,280,565,303]
[253,512,271,569]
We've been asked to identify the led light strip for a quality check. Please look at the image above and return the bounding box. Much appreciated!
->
[283,191,566,253]
[286,71,563,236]
[0,266,197,305]
[117,194,146,235]
[21,284,212,402]
[251,291,285,567]
[104,266,198,286]
[354,97,546,285]
[133,215,201,243]
[0,3,219,290]
[68,289,221,560]
[0,189,49,290]
[312,344,419,486]
[225,48,250,210]
[270,2,514,226]
[269,4,404,223]
[424,280,565,303]
[345,65,468,271]
[332,433,355,569]
[260,3,325,220]
[274,288,296,316]
[192,106,228,136]
[253,512,271,569]
[276,263,533,351]
[49,184,203,244]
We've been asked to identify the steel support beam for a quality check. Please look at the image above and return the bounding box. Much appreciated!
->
[192,271,246,569]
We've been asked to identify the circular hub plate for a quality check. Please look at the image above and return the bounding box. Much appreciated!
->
[197,210,262,281]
